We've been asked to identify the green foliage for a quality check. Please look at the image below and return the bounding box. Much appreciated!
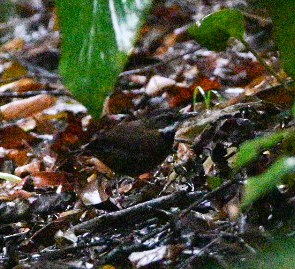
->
[242,157,295,208]
[234,131,290,171]
[193,86,213,109]
[207,176,224,190]
[188,9,245,51]
[56,0,152,118]
[0,0,15,23]
[258,0,295,79]
[233,235,295,268]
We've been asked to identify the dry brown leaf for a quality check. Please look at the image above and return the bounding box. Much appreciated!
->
[0,124,37,149]
[1,61,28,81]
[145,75,176,96]
[176,142,195,163]
[14,78,44,92]
[103,92,136,115]
[0,94,56,120]
[30,171,75,191]
[1,38,25,52]
[246,83,295,108]
[7,149,31,166]
[14,160,42,177]
[78,174,109,206]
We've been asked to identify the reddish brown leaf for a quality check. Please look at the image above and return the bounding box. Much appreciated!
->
[196,76,221,91]
[14,78,44,92]
[15,160,42,177]
[234,59,265,81]
[6,149,31,166]
[0,124,37,149]
[103,92,137,115]
[31,171,75,191]
[51,113,85,152]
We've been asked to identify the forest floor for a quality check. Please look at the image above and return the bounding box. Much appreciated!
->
[0,0,294,268]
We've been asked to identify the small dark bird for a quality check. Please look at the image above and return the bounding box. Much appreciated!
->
[85,111,192,176]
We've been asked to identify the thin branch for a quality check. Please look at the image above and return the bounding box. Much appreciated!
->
[119,46,200,77]
[69,191,203,234]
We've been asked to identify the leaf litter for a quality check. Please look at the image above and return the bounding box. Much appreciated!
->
[0,0,294,268]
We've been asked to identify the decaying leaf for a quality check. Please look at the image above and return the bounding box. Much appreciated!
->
[0,94,56,120]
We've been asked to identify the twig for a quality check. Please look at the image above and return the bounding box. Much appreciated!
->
[119,45,200,77]
[176,237,221,269]
[0,89,71,98]
[0,74,62,85]
[69,191,203,234]
[240,39,287,87]
[179,179,238,218]
[37,241,112,260]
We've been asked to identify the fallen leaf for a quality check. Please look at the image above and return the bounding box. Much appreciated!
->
[14,78,44,92]
[14,160,42,177]
[0,94,56,120]
[0,124,37,149]
[1,38,25,52]
[78,173,109,206]
[7,149,31,166]
[1,61,27,81]
[31,171,75,191]
[145,75,175,96]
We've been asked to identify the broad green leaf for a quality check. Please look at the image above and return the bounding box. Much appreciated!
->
[242,157,295,208]
[232,235,295,268]
[258,0,295,79]
[188,9,245,51]
[0,1,15,23]
[56,0,152,118]
[234,131,290,171]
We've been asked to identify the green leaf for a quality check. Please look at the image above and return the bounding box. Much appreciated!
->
[207,176,224,190]
[259,0,295,79]
[188,9,245,51]
[0,172,22,183]
[232,235,295,268]
[56,0,152,118]
[0,1,15,23]
[242,157,295,208]
[234,131,290,171]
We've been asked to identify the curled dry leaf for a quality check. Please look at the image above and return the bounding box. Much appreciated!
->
[78,174,109,206]
[0,94,56,120]
[86,157,114,178]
